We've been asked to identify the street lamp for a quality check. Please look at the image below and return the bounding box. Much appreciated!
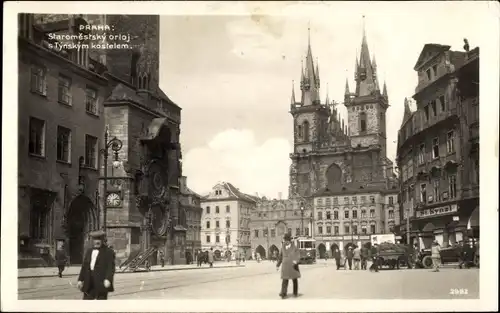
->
[225,227,230,261]
[300,202,305,237]
[100,125,123,231]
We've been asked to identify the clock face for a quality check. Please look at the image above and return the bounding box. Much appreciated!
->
[106,192,121,207]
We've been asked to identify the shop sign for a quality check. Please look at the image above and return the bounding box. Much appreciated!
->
[332,236,343,240]
[359,236,370,240]
[344,235,359,240]
[416,204,458,218]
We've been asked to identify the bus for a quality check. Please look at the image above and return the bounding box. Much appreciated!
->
[294,237,316,264]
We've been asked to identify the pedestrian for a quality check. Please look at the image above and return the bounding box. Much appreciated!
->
[159,251,165,267]
[369,244,379,272]
[360,244,369,270]
[276,233,300,299]
[431,240,441,272]
[353,245,361,270]
[76,230,115,300]
[197,250,202,267]
[208,247,214,268]
[457,241,467,269]
[332,247,341,270]
[55,243,67,278]
[475,241,479,268]
[346,247,354,270]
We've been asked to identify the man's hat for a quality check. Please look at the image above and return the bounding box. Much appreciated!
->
[283,233,292,241]
[89,230,106,239]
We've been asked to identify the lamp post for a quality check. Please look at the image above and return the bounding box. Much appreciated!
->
[100,125,123,231]
[225,227,230,262]
[300,202,305,236]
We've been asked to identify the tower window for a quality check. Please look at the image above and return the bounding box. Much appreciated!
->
[302,121,310,142]
[359,112,367,132]
[297,125,302,138]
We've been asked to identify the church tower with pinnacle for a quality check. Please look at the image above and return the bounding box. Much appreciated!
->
[289,18,396,201]
[344,17,389,157]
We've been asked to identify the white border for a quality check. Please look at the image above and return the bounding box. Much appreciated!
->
[2,1,499,312]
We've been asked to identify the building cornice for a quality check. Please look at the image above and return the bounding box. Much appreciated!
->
[19,37,108,85]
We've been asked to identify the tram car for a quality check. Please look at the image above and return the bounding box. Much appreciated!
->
[294,237,317,264]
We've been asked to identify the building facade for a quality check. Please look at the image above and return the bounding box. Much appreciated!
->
[18,14,187,266]
[18,14,109,267]
[396,43,479,249]
[286,23,399,255]
[179,176,203,262]
[249,197,313,259]
[312,191,399,258]
[200,182,257,260]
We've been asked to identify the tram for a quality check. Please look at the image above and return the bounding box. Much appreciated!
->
[294,237,317,264]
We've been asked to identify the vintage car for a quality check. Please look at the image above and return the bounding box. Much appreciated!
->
[417,244,477,268]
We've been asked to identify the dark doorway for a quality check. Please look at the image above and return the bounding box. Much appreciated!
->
[214,250,221,260]
[269,245,279,260]
[67,195,96,264]
[255,245,266,258]
[318,243,326,258]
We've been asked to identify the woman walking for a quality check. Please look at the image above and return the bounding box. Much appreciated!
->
[276,233,301,299]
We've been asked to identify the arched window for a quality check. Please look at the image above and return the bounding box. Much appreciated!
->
[303,121,310,142]
[359,112,367,132]
[297,125,302,138]
[326,163,343,187]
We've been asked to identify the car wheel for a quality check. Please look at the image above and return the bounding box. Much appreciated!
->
[422,256,433,269]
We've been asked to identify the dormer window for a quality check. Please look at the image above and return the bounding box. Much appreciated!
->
[432,65,438,77]
[426,69,432,80]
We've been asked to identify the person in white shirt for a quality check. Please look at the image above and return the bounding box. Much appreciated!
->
[77,230,115,300]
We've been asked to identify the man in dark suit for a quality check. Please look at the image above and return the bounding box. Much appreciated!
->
[77,230,115,300]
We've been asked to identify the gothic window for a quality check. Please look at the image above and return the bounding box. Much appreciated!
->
[302,121,310,142]
[297,125,302,139]
[326,163,342,187]
[359,112,367,132]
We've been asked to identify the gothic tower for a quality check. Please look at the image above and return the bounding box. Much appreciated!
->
[289,26,330,198]
[344,17,389,158]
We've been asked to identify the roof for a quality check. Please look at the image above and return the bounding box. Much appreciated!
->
[185,187,202,199]
[223,182,260,203]
[413,44,451,70]
[107,83,146,104]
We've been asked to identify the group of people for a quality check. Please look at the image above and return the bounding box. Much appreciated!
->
[196,248,214,267]
[330,244,381,272]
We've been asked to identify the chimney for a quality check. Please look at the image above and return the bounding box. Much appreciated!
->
[278,192,282,200]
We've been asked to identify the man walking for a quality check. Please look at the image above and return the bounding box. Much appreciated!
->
[431,240,441,272]
[276,233,300,299]
[332,247,341,270]
[77,230,115,300]
[369,243,379,272]
[346,247,354,270]
[55,243,67,278]
[360,244,369,270]
[208,248,214,268]
[353,245,361,270]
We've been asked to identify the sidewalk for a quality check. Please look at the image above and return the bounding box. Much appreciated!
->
[18,262,245,279]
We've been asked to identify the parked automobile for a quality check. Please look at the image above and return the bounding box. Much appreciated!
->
[416,244,476,268]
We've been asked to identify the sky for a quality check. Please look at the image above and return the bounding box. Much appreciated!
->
[157,2,487,199]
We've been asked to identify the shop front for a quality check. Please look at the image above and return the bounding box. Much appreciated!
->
[412,201,475,249]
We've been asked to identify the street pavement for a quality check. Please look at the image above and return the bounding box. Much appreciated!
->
[18,260,479,300]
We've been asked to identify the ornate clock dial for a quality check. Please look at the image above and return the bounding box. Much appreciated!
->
[106,192,121,207]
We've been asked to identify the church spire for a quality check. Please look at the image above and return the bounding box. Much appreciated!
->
[291,80,296,104]
[345,78,350,95]
[383,80,388,98]
[354,15,378,97]
[300,22,320,106]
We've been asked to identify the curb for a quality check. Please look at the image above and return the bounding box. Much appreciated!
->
[18,264,246,279]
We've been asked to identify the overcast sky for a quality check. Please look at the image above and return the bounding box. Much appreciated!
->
[157,2,487,199]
